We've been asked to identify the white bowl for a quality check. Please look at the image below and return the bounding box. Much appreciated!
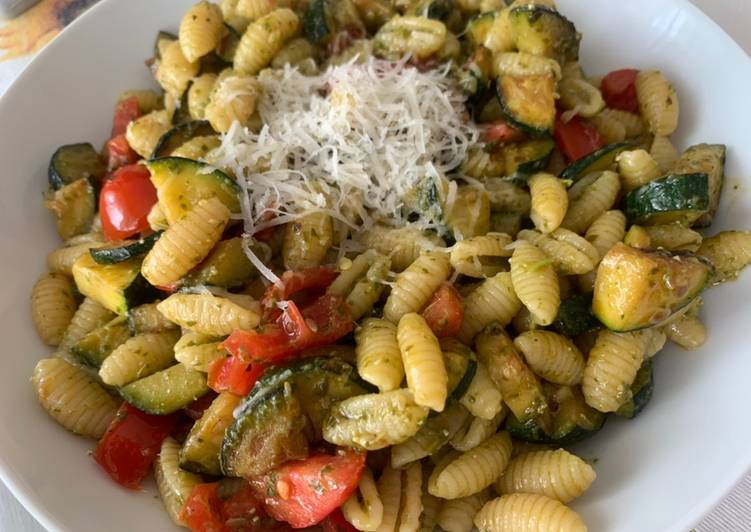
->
[0,0,749,530]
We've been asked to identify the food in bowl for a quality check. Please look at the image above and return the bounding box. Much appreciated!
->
[27,0,751,530]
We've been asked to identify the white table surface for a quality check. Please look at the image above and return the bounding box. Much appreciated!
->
[1,0,750,530]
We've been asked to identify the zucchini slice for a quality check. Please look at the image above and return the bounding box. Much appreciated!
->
[508,4,580,66]
[302,0,330,43]
[616,359,654,419]
[151,120,216,158]
[553,293,600,338]
[120,364,209,415]
[458,47,494,97]
[507,384,605,445]
[72,253,160,315]
[146,157,241,224]
[250,356,374,435]
[171,91,192,126]
[89,232,162,265]
[668,144,726,227]
[625,173,709,226]
[496,73,556,136]
[405,0,453,20]
[502,138,555,181]
[560,142,632,182]
[180,392,242,476]
[476,324,547,423]
[69,316,131,368]
[221,383,310,478]
[592,243,712,332]
[443,350,478,407]
[44,178,97,240]
[154,30,177,60]
[465,11,496,47]
[184,237,257,288]
[490,211,523,237]
[546,384,605,444]
[391,403,469,469]
[48,143,105,190]
[222,356,372,478]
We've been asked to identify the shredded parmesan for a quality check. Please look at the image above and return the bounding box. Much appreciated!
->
[209,57,479,281]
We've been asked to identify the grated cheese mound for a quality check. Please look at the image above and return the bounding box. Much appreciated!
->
[209,57,479,282]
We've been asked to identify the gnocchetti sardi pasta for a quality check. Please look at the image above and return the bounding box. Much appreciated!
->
[29,1,750,530]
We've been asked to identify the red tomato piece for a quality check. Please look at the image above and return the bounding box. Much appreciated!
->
[223,295,353,364]
[112,96,141,137]
[180,483,228,532]
[600,68,640,114]
[105,134,139,171]
[181,481,291,532]
[99,163,158,240]
[482,121,524,145]
[250,450,366,529]
[184,392,219,420]
[207,356,266,396]
[554,115,603,162]
[223,323,298,364]
[93,403,178,489]
[421,283,464,338]
[262,267,339,312]
[321,509,358,532]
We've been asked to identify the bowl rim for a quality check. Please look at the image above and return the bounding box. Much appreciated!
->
[1,0,750,530]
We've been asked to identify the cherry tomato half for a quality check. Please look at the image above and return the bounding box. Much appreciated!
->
[600,68,640,114]
[112,96,141,137]
[422,283,464,338]
[554,115,603,162]
[99,164,157,240]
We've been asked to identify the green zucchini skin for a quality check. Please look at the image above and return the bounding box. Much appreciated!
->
[446,357,477,408]
[222,356,373,478]
[553,293,600,338]
[69,317,131,368]
[72,254,161,315]
[625,173,709,226]
[152,120,216,158]
[184,237,258,288]
[616,359,654,419]
[252,355,376,396]
[505,390,606,446]
[504,138,555,182]
[172,91,192,125]
[146,157,241,224]
[44,177,97,240]
[560,142,632,182]
[48,143,106,190]
[120,364,209,415]
[496,74,556,136]
[465,11,495,47]
[180,392,242,476]
[592,243,713,332]
[508,4,580,66]
[669,143,726,227]
[89,232,162,265]
[222,384,310,478]
[406,0,453,20]
[154,30,177,60]
[302,0,330,43]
